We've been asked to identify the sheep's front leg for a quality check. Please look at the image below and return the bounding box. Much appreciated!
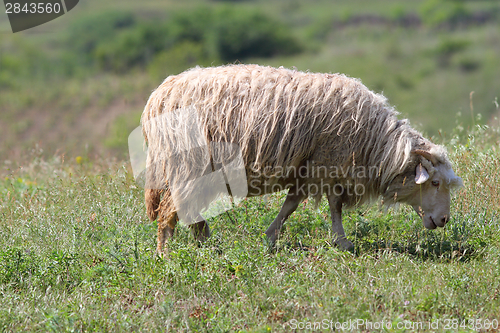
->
[190,219,210,243]
[327,194,354,251]
[265,188,307,247]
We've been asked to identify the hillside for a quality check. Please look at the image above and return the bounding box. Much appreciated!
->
[1,0,499,164]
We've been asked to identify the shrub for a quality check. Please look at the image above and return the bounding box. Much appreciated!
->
[163,8,214,49]
[420,0,469,28]
[65,8,302,73]
[454,54,481,72]
[434,37,470,67]
[208,8,302,61]
[147,41,212,80]
[94,23,165,72]
[66,11,135,65]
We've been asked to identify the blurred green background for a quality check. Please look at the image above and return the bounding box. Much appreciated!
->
[1,0,499,163]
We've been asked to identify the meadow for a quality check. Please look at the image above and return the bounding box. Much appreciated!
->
[1,0,500,331]
[1,123,499,332]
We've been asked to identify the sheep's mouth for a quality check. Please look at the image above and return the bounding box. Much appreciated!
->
[413,206,439,230]
[427,216,437,230]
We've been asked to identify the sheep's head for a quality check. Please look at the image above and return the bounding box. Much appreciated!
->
[406,148,463,229]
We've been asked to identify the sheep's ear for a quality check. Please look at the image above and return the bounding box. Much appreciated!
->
[415,163,429,184]
[412,149,438,165]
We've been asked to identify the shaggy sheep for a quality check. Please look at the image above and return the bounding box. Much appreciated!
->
[141,64,462,254]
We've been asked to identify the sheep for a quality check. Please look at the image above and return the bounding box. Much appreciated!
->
[140,64,463,254]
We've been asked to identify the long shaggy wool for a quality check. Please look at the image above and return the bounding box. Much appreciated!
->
[141,64,454,220]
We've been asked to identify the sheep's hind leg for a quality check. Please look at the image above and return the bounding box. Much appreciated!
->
[265,188,307,248]
[156,212,178,256]
[155,187,179,256]
[327,194,354,251]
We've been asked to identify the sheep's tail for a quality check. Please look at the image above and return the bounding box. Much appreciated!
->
[145,188,162,221]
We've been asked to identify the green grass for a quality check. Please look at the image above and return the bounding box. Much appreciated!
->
[0,127,499,331]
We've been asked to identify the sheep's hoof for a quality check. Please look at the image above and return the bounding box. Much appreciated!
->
[195,234,210,244]
[195,240,222,253]
[263,236,277,253]
[154,251,163,259]
[154,246,169,259]
[210,245,223,255]
[334,239,354,252]
[191,223,210,243]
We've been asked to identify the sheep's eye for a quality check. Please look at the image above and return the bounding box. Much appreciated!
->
[431,180,440,187]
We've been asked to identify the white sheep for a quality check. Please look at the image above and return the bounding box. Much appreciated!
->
[140,64,463,253]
